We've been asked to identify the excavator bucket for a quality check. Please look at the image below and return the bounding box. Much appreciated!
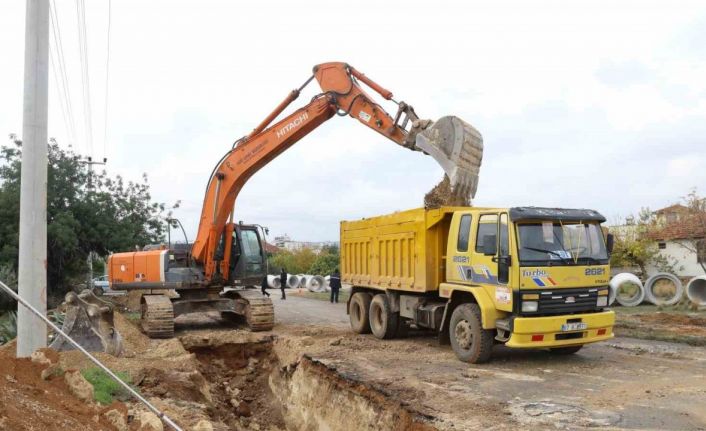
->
[50,289,123,356]
[415,116,483,204]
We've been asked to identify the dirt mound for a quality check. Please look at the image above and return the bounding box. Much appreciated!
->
[135,368,212,404]
[0,346,121,430]
[633,312,706,327]
[616,310,706,345]
[424,175,469,208]
[113,311,150,355]
[58,315,198,381]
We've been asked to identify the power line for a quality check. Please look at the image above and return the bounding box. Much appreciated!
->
[102,0,111,160]
[75,0,93,156]
[48,49,73,145]
[48,0,77,146]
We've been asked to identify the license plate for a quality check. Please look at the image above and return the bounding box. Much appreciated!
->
[561,322,587,332]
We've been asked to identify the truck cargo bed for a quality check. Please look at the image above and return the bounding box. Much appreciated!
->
[340,207,464,293]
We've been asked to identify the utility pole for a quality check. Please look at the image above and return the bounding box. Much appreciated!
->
[17,0,50,357]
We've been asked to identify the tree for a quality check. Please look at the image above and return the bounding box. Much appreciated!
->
[309,245,340,275]
[267,245,339,275]
[0,137,172,301]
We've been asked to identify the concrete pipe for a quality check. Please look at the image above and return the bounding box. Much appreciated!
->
[311,275,326,292]
[644,273,683,306]
[296,274,307,289]
[266,275,281,289]
[299,275,315,292]
[686,275,706,306]
[610,273,645,307]
[285,274,299,289]
[324,275,331,292]
[303,275,326,292]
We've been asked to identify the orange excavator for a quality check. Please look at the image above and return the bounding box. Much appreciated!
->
[85,62,483,339]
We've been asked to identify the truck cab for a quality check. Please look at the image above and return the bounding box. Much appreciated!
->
[341,206,615,363]
[442,207,613,360]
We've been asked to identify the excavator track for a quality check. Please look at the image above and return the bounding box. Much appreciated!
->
[141,294,175,338]
[226,289,275,331]
[243,296,275,331]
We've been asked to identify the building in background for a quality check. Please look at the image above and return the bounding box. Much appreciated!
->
[647,205,706,278]
[273,234,338,253]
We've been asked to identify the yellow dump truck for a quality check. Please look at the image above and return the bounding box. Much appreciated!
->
[340,206,616,363]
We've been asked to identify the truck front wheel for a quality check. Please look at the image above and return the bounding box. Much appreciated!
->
[369,294,399,340]
[349,292,373,334]
[449,303,493,363]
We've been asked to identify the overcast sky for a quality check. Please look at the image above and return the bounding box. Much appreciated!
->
[1,0,705,243]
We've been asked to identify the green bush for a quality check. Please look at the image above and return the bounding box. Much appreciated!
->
[0,265,18,312]
[0,311,17,344]
[309,251,339,276]
[81,367,132,404]
[267,245,340,275]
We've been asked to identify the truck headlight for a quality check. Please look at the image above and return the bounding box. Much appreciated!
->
[521,301,538,312]
[597,296,608,307]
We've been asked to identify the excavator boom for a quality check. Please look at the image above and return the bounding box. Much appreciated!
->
[193,62,484,282]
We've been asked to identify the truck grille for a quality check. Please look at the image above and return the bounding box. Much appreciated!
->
[518,287,605,315]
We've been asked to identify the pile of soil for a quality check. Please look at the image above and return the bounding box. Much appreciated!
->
[0,341,119,431]
[615,311,706,345]
[424,175,469,208]
[633,312,706,328]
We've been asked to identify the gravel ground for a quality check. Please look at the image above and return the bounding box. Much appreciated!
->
[260,295,706,430]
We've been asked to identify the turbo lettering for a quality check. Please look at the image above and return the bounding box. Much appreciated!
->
[522,269,548,277]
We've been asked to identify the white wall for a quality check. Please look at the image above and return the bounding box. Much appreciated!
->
[646,240,706,278]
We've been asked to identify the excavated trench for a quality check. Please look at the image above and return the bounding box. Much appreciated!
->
[164,334,438,431]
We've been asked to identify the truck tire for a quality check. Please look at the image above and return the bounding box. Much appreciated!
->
[369,294,399,340]
[396,318,409,338]
[449,303,493,363]
[349,292,373,334]
[549,345,583,355]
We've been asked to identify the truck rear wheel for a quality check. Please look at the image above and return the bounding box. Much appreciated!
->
[449,303,493,363]
[369,294,399,340]
[349,292,372,334]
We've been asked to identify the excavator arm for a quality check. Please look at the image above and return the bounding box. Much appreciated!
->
[192,62,483,282]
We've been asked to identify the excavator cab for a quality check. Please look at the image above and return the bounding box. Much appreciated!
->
[228,224,267,286]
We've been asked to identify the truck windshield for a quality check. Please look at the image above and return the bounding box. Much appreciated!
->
[517,222,608,265]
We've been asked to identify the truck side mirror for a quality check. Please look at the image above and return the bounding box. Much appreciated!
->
[483,234,497,255]
[606,233,614,254]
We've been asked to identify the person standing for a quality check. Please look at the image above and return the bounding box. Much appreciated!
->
[329,269,341,303]
[279,267,287,300]
[261,275,270,297]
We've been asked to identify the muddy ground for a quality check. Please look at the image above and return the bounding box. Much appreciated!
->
[613,305,706,347]
[4,293,706,430]
[116,293,703,431]
[0,342,122,430]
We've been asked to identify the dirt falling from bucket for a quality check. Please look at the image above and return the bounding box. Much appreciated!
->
[424,175,469,208]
